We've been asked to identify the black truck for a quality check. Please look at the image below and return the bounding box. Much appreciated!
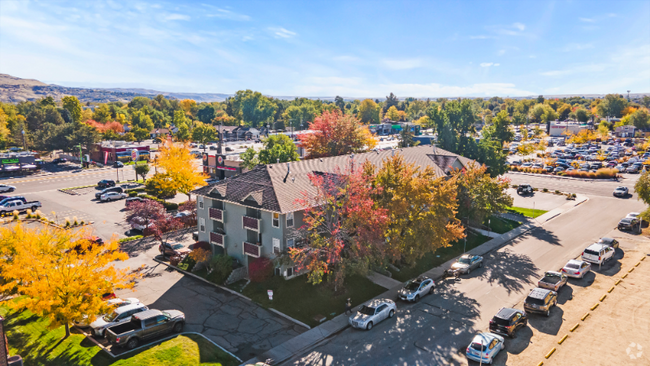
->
[105,309,185,349]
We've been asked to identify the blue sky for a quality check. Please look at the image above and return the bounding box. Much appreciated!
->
[1,0,649,98]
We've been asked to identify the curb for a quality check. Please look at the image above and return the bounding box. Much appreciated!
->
[152,258,253,302]
[507,171,622,183]
[268,308,311,330]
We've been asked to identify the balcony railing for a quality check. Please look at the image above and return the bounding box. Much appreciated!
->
[242,216,260,232]
[209,208,224,222]
[243,241,261,258]
[210,232,225,247]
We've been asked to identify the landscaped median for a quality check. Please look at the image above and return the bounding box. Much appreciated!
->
[0,299,240,366]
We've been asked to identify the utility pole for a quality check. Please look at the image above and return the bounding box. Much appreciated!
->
[627,90,631,102]
[74,144,83,168]
[21,129,27,151]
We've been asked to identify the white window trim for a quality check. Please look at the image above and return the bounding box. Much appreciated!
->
[286,212,294,228]
[199,218,206,232]
[287,238,295,248]
[272,212,280,228]
[198,196,204,210]
[273,238,281,254]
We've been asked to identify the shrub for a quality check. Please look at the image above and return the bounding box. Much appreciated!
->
[207,254,234,285]
[193,241,211,251]
[532,188,538,191]
[188,248,211,266]
[118,235,143,243]
[128,191,138,197]
[554,190,561,194]
[140,195,179,211]
[248,257,273,283]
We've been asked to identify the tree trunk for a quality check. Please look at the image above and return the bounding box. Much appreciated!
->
[64,323,70,338]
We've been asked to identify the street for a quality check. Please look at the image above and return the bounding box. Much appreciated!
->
[286,176,648,366]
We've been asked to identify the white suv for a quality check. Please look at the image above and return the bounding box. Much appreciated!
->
[581,243,615,265]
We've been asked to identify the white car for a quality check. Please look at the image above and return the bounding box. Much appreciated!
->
[465,332,505,364]
[90,302,148,337]
[75,297,141,328]
[397,276,435,302]
[582,243,615,266]
[100,192,127,202]
[348,299,396,330]
[626,212,640,219]
[131,217,154,232]
[0,184,16,193]
[561,259,591,278]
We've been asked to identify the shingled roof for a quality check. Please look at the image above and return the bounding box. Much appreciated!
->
[193,145,476,213]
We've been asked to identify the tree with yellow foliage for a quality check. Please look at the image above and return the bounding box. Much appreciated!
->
[385,106,400,121]
[565,129,597,144]
[0,223,134,338]
[153,140,208,200]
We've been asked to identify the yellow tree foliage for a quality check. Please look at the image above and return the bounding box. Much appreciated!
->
[0,223,134,338]
[622,106,638,117]
[385,106,400,121]
[154,140,208,200]
[180,99,197,113]
[565,129,597,144]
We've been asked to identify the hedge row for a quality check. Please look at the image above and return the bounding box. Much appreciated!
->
[510,166,618,179]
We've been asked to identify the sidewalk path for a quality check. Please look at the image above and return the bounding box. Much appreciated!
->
[366,271,402,289]
[241,194,589,366]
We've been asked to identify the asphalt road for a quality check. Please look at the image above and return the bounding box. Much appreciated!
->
[288,179,647,366]
[506,172,641,198]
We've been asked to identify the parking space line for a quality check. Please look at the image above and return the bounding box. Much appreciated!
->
[608,286,615,293]
[558,334,568,344]
[599,294,607,301]
[581,313,589,321]
[570,323,579,332]
[590,303,599,310]
[545,347,556,359]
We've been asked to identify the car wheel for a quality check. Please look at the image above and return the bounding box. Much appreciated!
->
[467,268,471,274]
[366,321,373,330]
[429,286,435,295]
[415,295,420,303]
[509,329,516,339]
[546,309,550,317]
[173,321,184,333]
[9,188,14,192]
[126,337,139,350]
[388,310,395,318]
[31,206,37,212]
[479,262,483,268]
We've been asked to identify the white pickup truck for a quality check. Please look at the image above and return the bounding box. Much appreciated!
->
[0,198,42,216]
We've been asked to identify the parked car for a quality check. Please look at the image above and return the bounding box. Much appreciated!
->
[537,271,568,291]
[581,243,615,265]
[397,276,435,302]
[523,288,557,317]
[113,161,124,168]
[97,180,116,188]
[105,309,185,349]
[0,184,16,193]
[131,217,154,232]
[192,231,199,241]
[447,254,483,275]
[0,198,42,216]
[95,186,124,199]
[75,297,141,328]
[52,157,67,164]
[516,184,533,195]
[348,299,396,330]
[125,196,146,207]
[597,237,619,249]
[465,332,505,364]
[159,241,191,258]
[100,192,128,202]
[626,165,641,174]
[613,186,629,197]
[561,259,591,278]
[489,308,527,338]
[90,302,149,337]
[225,147,234,152]
[618,217,641,232]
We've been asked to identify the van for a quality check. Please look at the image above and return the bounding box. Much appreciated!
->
[581,243,614,265]
[523,288,557,317]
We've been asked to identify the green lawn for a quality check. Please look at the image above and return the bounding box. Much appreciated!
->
[485,216,521,234]
[389,232,491,283]
[0,301,239,366]
[241,274,386,328]
[507,206,548,218]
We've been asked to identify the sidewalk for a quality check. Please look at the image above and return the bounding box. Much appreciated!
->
[241,194,589,366]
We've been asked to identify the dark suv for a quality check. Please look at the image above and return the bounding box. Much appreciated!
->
[98,179,116,188]
[618,217,640,232]
[517,184,533,195]
[95,186,124,199]
[489,308,527,338]
[523,288,557,317]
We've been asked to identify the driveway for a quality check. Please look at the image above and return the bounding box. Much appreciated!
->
[112,231,307,360]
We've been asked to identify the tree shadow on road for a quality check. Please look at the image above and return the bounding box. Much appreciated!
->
[525,227,562,246]
[119,227,194,257]
[473,250,539,296]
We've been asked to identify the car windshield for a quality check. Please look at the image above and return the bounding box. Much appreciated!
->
[171,244,184,250]
[566,263,579,269]
[104,311,119,322]
[620,218,632,224]
[458,257,471,264]
[405,282,421,291]
[470,342,487,352]
[359,306,375,315]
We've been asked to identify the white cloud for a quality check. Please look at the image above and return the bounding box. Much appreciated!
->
[563,43,594,52]
[579,17,595,22]
[470,35,493,39]
[480,62,500,67]
[381,58,423,70]
[268,27,296,39]
[165,13,190,21]
[513,22,525,31]
[205,8,251,21]
[541,63,608,77]
[497,49,506,56]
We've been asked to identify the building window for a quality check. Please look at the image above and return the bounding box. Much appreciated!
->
[287,238,295,248]
[286,212,294,228]
[199,218,205,232]
[272,212,279,228]
[198,196,204,210]
[286,267,293,277]
[273,238,280,254]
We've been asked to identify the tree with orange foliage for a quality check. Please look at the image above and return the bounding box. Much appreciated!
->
[153,140,208,200]
[298,111,377,159]
[0,223,135,338]
[85,120,124,133]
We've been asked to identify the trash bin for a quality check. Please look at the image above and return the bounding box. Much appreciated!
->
[8,355,23,366]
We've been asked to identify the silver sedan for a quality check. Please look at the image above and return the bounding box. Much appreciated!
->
[348,299,396,330]
[561,259,591,278]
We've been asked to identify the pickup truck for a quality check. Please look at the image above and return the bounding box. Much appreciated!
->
[537,271,568,292]
[105,309,185,349]
[0,198,41,216]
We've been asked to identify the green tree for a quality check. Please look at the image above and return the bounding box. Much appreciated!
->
[135,163,151,182]
[384,92,399,112]
[629,109,650,129]
[231,90,277,128]
[635,170,650,222]
[597,94,628,118]
[241,134,300,169]
[131,126,149,142]
[93,104,112,123]
[39,96,56,108]
[176,123,190,141]
[454,164,513,225]
[575,107,590,122]
[240,147,260,170]
[357,99,380,124]
[131,111,154,131]
[62,96,82,123]
[191,121,217,150]
[398,127,419,148]
[482,110,513,146]
[557,104,572,121]
[334,96,345,112]
[385,106,400,121]
[197,104,216,124]
[283,104,316,131]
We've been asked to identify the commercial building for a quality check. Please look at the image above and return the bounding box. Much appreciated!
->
[549,121,589,137]
[89,141,150,164]
[192,145,474,279]
[201,152,245,180]
[0,152,41,176]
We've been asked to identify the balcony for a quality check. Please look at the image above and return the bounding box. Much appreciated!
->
[242,216,260,232]
[243,241,261,258]
[209,208,224,222]
[210,232,225,247]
